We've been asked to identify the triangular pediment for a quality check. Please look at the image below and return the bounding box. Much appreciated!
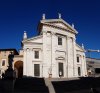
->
[48,22,69,29]
[40,19,78,34]
[22,35,43,44]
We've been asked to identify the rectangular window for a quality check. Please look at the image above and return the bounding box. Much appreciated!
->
[58,63,64,77]
[78,67,81,76]
[34,64,40,76]
[58,37,62,45]
[2,60,5,66]
[77,56,79,62]
[34,51,39,59]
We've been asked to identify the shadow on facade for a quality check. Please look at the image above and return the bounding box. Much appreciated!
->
[14,61,23,78]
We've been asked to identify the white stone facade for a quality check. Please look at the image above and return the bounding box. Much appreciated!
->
[22,16,87,78]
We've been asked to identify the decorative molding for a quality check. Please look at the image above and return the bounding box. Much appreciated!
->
[32,60,42,62]
[24,42,43,45]
[43,23,76,34]
[67,36,71,40]
[56,33,66,37]
[51,32,56,36]
[32,48,42,51]
[22,35,43,43]
[56,50,66,54]
[42,30,47,35]
[41,19,77,32]
[56,56,65,60]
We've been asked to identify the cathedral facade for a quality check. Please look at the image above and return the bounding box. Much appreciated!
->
[22,14,87,78]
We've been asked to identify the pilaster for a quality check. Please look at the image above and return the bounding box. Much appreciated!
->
[67,36,72,77]
[23,48,27,76]
[42,31,52,77]
[51,32,56,77]
[66,36,69,78]
[72,37,77,77]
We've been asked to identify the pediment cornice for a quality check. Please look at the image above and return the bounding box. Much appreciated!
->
[43,23,76,34]
[23,42,42,44]
[22,35,43,43]
[76,44,85,52]
[40,19,78,34]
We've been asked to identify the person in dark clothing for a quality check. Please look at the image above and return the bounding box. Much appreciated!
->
[2,73,5,79]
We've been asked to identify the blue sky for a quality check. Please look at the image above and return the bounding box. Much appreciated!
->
[0,0,100,58]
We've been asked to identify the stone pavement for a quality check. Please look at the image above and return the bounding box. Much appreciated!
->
[52,77,100,93]
[0,77,100,93]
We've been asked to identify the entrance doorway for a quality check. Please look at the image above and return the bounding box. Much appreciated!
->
[14,61,23,78]
[58,63,64,77]
[34,64,40,76]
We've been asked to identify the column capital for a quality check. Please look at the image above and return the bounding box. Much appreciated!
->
[72,37,76,41]
[43,30,47,34]
[51,32,56,36]
[23,48,26,51]
[67,36,71,40]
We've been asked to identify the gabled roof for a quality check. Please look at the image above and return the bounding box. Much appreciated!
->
[40,18,78,34]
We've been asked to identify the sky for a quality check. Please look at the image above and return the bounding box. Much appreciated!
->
[0,0,100,58]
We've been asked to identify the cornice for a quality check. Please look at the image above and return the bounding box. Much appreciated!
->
[76,49,84,52]
[76,44,85,52]
[22,35,43,43]
[40,19,78,34]
[24,42,43,45]
[43,23,77,35]
[14,55,23,57]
